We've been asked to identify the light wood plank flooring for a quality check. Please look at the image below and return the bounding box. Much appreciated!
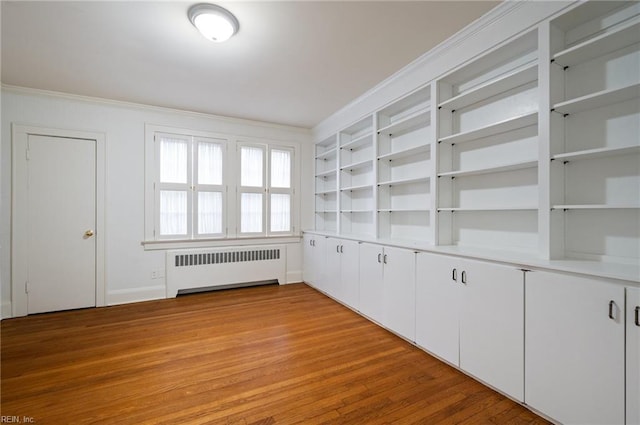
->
[1,283,548,424]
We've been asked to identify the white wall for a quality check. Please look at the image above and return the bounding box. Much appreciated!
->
[1,87,313,318]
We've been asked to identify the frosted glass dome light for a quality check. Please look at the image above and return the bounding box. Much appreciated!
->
[188,4,239,43]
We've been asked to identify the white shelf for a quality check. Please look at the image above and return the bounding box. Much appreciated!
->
[315,189,337,195]
[552,144,640,162]
[341,132,373,150]
[340,159,373,172]
[377,176,430,187]
[438,160,537,178]
[341,209,373,213]
[552,204,640,210]
[377,144,431,161]
[439,111,538,145]
[315,210,337,214]
[377,108,430,136]
[438,206,537,212]
[315,169,336,178]
[553,19,640,68]
[378,208,430,213]
[439,62,538,111]
[340,184,372,192]
[553,83,640,115]
[315,147,337,160]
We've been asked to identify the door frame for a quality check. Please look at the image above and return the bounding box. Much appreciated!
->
[11,124,106,317]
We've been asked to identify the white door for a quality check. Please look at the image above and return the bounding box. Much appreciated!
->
[26,135,97,314]
[383,246,416,340]
[628,287,640,425]
[415,253,459,365]
[526,270,625,425]
[459,259,524,401]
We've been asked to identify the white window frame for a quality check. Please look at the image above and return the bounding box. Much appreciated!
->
[144,124,300,248]
[268,146,295,236]
[237,141,296,237]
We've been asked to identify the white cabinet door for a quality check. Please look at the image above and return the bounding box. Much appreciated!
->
[340,239,360,310]
[459,259,524,401]
[303,234,317,285]
[359,243,384,324]
[312,236,327,292]
[416,253,460,365]
[416,253,524,400]
[325,237,342,298]
[628,287,640,425]
[382,246,416,341]
[526,271,625,425]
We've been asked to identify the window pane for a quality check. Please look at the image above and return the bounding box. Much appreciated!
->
[198,141,223,185]
[241,193,263,233]
[160,190,187,235]
[271,149,291,188]
[160,137,188,183]
[270,194,290,232]
[198,192,222,234]
[241,146,263,187]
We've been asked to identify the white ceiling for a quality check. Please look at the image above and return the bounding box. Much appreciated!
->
[1,1,499,128]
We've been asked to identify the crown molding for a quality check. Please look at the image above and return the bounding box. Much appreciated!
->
[1,84,312,136]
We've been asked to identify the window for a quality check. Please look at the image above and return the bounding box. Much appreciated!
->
[155,132,226,239]
[145,125,299,244]
[238,143,294,236]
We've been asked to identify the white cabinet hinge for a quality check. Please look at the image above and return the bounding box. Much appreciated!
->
[25,281,29,294]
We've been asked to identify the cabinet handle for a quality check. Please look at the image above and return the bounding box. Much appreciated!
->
[383,254,388,264]
[608,300,615,320]
[340,245,343,253]
[452,268,457,282]
[461,270,467,284]
[377,253,381,263]
[336,245,340,253]
[635,306,640,327]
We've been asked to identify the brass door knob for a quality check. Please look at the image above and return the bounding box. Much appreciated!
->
[85,230,95,237]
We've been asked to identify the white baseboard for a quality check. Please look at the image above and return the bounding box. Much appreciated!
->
[286,270,303,284]
[107,285,166,306]
[1,301,12,319]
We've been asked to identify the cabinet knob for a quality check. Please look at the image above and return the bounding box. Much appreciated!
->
[452,268,457,282]
[635,306,639,327]
[461,270,467,284]
[383,254,388,264]
[377,253,381,263]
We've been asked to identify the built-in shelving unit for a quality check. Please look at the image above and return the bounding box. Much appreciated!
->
[377,85,433,243]
[310,0,639,278]
[549,0,640,264]
[436,29,540,255]
[314,135,338,232]
[339,116,375,237]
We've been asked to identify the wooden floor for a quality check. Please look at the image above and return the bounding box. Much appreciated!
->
[1,283,549,424]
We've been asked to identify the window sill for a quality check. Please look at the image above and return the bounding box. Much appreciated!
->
[141,235,302,251]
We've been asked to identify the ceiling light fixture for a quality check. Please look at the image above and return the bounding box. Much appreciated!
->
[188,3,239,43]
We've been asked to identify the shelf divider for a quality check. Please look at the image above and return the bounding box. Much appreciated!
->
[438,160,537,178]
[552,144,640,162]
[439,62,538,111]
[438,111,538,145]
[552,19,640,68]
[553,83,640,115]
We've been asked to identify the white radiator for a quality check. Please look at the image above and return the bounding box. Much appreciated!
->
[166,245,286,297]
